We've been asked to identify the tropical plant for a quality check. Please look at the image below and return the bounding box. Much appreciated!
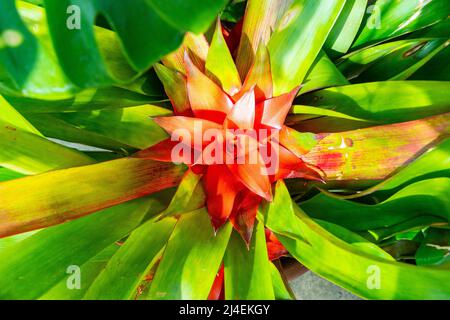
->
[0,0,449,300]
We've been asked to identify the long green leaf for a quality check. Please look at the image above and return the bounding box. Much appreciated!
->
[0,95,41,136]
[268,0,346,95]
[353,0,449,49]
[0,197,155,299]
[298,51,349,95]
[224,221,275,300]
[415,228,450,267]
[39,244,120,300]
[83,218,177,300]
[0,158,185,237]
[410,45,450,81]
[269,262,294,300]
[146,0,229,34]
[324,0,368,58]
[25,105,171,150]
[7,87,161,113]
[338,38,448,82]
[299,81,450,123]
[147,209,232,299]
[43,0,227,88]
[266,181,450,299]
[0,118,94,174]
[301,178,449,239]
[0,1,75,99]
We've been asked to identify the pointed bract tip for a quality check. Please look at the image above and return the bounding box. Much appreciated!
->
[211,218,227,234]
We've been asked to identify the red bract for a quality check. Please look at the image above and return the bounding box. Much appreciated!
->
[146,23,323,243]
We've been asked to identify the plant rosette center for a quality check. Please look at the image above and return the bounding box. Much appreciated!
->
[143,23,323,243]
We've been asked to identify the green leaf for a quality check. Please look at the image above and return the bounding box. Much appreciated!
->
[268,0,346,95]
[338,38,449,82]
[7,87,161,113]
[266,181,450,299]
[416,228,450,267]
[159,170,205,218]
[367,216,448,242]
[324,0,368,58]
[301,178,449,240]
[25,105,171,150]
[0,167,24,182]
[146,0,229,34]
[221,0,247,23]
[39,244,120,300]
[0,95,41,136]
[298,51,349,95]
[235,0,290,79]
[23,113,134,153]
[377,138,450,192]
[0,197,156,299]
[299,81,450,123]
[147,209,232,299]
[15,0,225,91]
[43,0,176,88]
[206,19,242,96]
[83,217,177,300]
[269,262,294,300]
[303,114,449,182]
[316,219,395,261]
[224,221,274,300]
[353,0,450,49]
[289,105,368,123]
[410,45,450,81]
[0,1,75,99]
[0,158,185,237]
[0,118,94,174]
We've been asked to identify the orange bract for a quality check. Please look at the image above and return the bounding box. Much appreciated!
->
[147,25,322,243]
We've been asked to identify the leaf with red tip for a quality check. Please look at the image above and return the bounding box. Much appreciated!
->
[204,165,243,230]
[237,45,273,102]
[230,189,261,244]
[185,52,234,122]
[259,87,299,129]
[228,143,272,201]
[162,33,209,74]
[153,64,192,116]
[226,89,256,129]
[206,19,242,96]
[304,113,450,182]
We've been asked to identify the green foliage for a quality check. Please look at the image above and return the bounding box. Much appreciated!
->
[0,0,448,300]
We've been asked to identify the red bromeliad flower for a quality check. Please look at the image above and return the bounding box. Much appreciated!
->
[143,21,323,243]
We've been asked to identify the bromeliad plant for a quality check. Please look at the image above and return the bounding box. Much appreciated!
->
[0,0,449,300]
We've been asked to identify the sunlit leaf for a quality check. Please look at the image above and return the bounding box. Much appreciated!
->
[0,158,185,237]
[147,209,232,299]
[224,221,275,300]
